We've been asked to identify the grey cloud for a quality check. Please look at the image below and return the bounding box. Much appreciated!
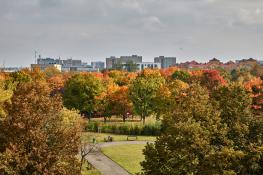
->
[0,0,263,66]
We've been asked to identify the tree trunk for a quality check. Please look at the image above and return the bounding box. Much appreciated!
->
[80,156,84,171]
[104,116,107,123]
[123,115,126,122]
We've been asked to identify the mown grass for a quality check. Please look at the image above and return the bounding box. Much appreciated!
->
[101,144,146,175]
[81,132,156,143]
[81,161,101,175]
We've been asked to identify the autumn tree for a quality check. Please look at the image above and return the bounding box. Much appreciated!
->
[200,69,226,90]
[0,81,81,175]
[152,79,189,119]
[106,86,133,122]
[5,71,32,90]
[63,74,104,119]
[250,63,263,77]
[129,69,165,124]
[244,77,263,113]
[141,84,225,175]
[141,83,263,175]
[0,80,12,118]
[107,70,136,86]
[172,70,191,83]
[212,83,262,174]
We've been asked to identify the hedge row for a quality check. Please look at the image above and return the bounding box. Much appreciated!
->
[86,121,161,136]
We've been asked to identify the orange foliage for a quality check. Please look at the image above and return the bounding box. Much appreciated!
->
[140,68,162,77]
[47,75,65,90]
[244,77,263,92]
[160,67,178,78]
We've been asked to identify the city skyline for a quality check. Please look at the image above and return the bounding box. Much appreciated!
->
[1,0,263,66]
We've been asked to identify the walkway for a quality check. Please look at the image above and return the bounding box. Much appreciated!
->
[85,141,152,175]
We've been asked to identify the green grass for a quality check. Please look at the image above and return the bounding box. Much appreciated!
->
[82,132,156,143]
[81,161,101,175]
[101,144,146,175]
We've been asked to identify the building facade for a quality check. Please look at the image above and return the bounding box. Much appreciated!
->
[106,55,142,69]
[31,64,62,72]
[35,57,99,72]
[154,56,177,68]
[91,61,105,71]
[136,62,161,71]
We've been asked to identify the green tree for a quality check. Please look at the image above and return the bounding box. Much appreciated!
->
[141,83,263,175]
[141,84,225,175]
[0,81,81,175]
[63,74,104,119]
[129,70,165,124]
[172,70,191,83]
[5,71,32,90]
[0,80,12,118]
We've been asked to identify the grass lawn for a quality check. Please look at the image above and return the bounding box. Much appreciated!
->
[81,161,101,175]
[82,132,156,143]
[101,144,146,175]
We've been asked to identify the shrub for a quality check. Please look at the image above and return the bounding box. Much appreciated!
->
[85,121,161,136]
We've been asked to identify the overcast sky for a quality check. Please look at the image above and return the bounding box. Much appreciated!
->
[1,0,263,66]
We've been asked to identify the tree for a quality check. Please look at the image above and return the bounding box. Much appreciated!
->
[106,70,136,86]
[244,77,263,113]
[212,83,262,174]
[141,84,225,175]
[0,80,12,118]
[0,81,81,174]
[107,86,133,122]
[44,66,61,78]
[141,83,263,175]
[250,63,263,77]
[201,69,226,90]
[172,70,191,83]
[5,71,32,90]
[152,79,189,119]
[129,69,165,124]
[63,74,104,119]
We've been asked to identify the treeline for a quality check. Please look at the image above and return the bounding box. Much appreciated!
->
[0,64,262,174]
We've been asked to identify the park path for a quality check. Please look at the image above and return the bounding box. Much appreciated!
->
[85,141,152,175]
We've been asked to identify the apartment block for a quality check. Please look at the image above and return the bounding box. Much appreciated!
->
[154,56,177,68]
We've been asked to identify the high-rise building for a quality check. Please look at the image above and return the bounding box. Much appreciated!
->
[37,57,61,65]
[106,55,142,69]
[91,61,105,71]
[154,56,177,68]
[136,62,161,71]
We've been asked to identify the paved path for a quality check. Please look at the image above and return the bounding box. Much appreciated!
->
[85,141,152,175]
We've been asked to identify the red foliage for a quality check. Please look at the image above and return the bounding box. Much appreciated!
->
[201,69,226,90]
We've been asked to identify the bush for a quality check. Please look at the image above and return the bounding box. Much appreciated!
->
[85,121,161,136]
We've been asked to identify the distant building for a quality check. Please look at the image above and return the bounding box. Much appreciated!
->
[178,58,237,70]
[136,62,161,71]
[257,60,263,66]
[35,57,99,72]
[178,60,203,69]
[91,61,105,71]
[1,67,25,73]
[236,58,258,69]
[31,64,62,72]
[62,59,83,68]
[106,55,142,69]
[154,56,177,68]
[37,57,61,65]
